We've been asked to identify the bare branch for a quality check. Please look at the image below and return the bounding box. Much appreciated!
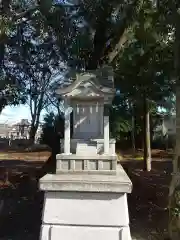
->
[13,5,39,21]
[105,0,142,64]
[29,97,33,117]
[107,30,128,63]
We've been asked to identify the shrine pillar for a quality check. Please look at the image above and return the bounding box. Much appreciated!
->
[104,105,110,154]
[64,98,71,155]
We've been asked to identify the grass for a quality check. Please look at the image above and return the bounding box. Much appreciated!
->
[117,153,143,161]
[117,148,173,162]
[0,151,51,161]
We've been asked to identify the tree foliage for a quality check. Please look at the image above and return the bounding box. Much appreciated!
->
[110,1,174,170]
[41,111,64,153]
[114,1,174,104]
[0,1,176,150]
[36,0,145,69]
[0,0,39,111]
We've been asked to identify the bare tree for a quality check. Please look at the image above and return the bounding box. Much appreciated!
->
[24,60,66,143]
[4,18,66,143]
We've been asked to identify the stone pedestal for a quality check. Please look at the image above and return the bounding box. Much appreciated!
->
[39,165,132,240]
[56,154,117,173]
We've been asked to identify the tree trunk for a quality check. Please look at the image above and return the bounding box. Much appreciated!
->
[168,12,180,238]
[29,124,38,144]
[131,103,136,155]
[168,87,180,239]
[143,94,151,171]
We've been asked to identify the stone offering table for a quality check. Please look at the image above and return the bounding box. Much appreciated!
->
[39,66,132,240]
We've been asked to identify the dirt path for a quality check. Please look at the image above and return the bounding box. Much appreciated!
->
[122,160,172,239]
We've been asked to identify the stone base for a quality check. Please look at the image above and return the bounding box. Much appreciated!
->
[39,166,132,240]
[40,191,131,240]
[56,154,117,173]
[40,225,131,240]
[40,164,131,193]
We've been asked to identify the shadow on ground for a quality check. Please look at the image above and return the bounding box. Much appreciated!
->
[122,160,172,240]
[0,155,55,240]
[0,157,172,240]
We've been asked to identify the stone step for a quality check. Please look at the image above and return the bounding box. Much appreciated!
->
[76,142,97,155]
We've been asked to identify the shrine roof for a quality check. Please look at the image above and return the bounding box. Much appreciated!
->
[56,66,114,96]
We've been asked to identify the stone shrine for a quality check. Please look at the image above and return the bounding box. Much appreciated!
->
[39,66,132,240]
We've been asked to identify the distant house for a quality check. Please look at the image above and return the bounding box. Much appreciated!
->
[9,119,31,139]
[0,124,10,138]
[154,114,175,147]
[162,114,176,136]
[0,119,31,140]
[0,119,44,149]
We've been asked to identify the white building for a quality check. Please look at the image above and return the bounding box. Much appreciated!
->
[162,114,176,136]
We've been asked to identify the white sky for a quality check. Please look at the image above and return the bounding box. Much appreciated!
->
[0,104,46,125]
